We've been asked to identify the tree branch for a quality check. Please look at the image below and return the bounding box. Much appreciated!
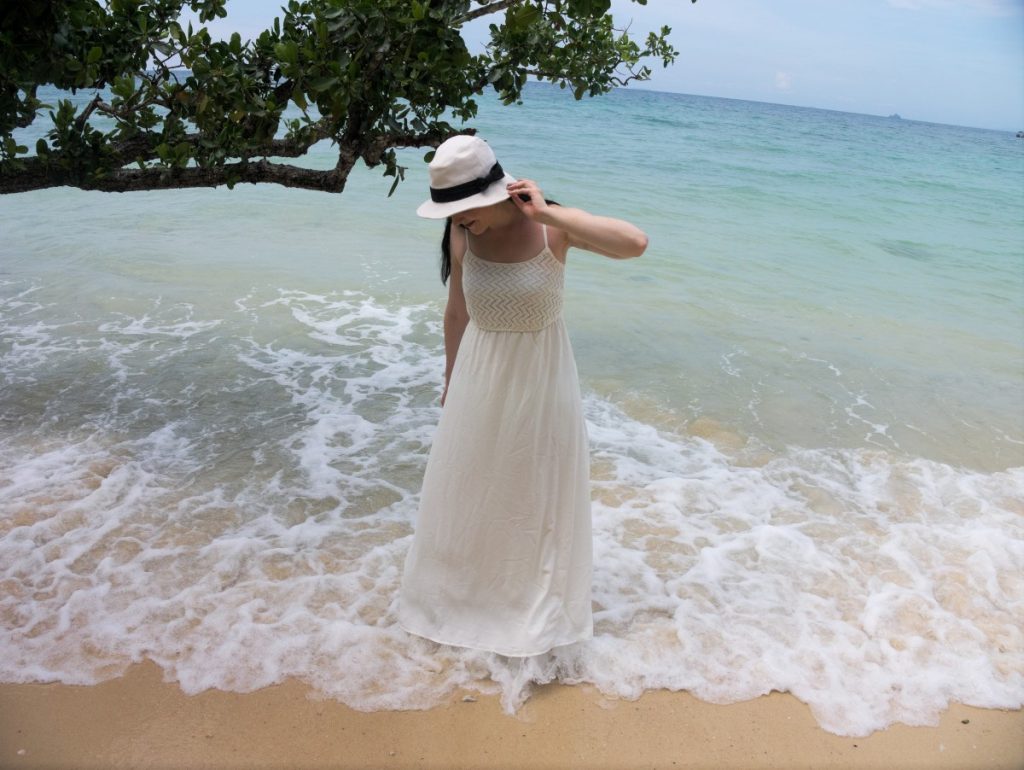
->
[458,0,521,23]
[360,127,474,165]
[74,94,103,130]
[0,157,350,194]
[1,129,470,195]
[104,117,333,166]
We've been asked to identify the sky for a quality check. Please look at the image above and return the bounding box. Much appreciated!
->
[189,0,1024,131]
[605,0,1024,131]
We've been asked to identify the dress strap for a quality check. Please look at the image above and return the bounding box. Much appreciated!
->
[541,224,549,251]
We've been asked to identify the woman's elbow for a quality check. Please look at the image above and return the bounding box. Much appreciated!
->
[445,306,470,326]
[628,231,649,258]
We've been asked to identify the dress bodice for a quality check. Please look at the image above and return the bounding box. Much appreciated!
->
[461,227,564,332]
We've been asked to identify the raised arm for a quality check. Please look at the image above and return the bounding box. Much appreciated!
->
[507,179,648,259]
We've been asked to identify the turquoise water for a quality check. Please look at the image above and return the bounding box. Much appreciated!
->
[1,84,1022,735]
[477,89,1024,470]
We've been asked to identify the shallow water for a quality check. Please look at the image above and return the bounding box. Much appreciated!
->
[1,84,1022,736]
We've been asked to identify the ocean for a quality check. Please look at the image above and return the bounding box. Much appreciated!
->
[1,83,1022,736]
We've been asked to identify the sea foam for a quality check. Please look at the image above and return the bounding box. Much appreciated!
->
[1,286,1021,736]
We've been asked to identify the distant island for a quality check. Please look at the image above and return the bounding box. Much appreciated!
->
[889,113,902,119]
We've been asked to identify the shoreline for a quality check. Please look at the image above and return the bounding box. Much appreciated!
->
[1,660,1020,769]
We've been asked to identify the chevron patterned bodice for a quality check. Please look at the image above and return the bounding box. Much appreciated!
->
[462,240,564,332]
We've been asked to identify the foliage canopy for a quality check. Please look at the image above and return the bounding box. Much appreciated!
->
[0,0,683,194]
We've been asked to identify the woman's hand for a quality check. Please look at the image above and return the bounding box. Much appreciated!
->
[507,179,549,220]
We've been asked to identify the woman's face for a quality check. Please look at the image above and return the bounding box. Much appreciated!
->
[451,200,506,236]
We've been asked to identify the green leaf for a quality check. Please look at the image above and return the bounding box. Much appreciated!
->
[113,76,135,100]
[308,75,339,92]
[506,4,541,31]
[275,41,298,64]
[87,46,102,64]
[411,0,425,20]
[568,0,612,17]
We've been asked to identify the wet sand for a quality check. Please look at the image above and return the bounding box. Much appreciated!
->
[1,660,1021,769]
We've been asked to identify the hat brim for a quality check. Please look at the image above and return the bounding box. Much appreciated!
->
[416,173,518,219]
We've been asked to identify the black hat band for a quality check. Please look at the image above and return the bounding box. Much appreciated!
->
[430,162,505,204]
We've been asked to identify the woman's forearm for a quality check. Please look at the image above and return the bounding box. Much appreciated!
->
[443,310,469,390]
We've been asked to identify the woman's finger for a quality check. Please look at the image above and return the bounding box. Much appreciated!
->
[507,180,543,202]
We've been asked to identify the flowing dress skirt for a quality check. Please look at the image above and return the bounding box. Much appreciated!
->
[397,316,593,657]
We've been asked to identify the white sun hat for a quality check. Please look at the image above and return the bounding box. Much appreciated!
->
[416,134,517,219]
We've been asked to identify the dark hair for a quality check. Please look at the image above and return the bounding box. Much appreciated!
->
[440,200,560,285]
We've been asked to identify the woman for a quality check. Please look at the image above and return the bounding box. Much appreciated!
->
[396,135,647,657]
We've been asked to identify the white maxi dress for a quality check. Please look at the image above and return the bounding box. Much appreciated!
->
[397,225,593,657]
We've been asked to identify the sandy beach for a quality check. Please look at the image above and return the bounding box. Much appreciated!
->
[0,660,1020,769]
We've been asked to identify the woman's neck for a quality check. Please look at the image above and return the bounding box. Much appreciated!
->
[468,206,541,261]
[481,203,528,239]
